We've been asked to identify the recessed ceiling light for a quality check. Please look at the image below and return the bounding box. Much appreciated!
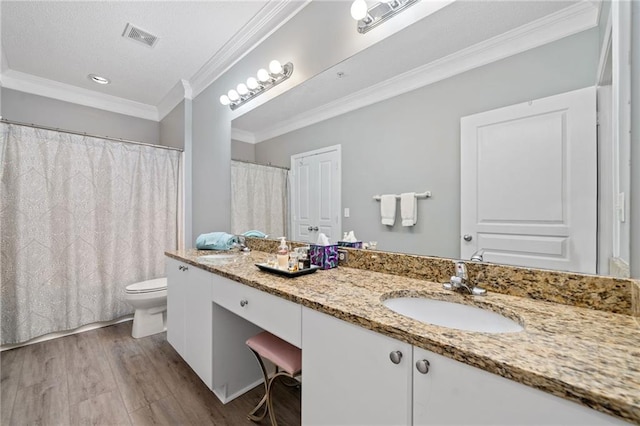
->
[88,74,110,85]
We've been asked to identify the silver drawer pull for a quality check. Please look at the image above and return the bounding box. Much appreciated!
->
[389,350,403,364]
[240,299,248,307]
[416,359,430,374]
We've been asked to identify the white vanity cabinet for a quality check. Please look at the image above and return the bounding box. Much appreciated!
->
[413,346,629,425]
[300,306,628,426]
[302,308,412,426]
[165,257,213,388]
[212,273,301,347]
[209,272,301,403]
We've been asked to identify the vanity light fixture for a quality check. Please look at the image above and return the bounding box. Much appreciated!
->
[88,74,110,85]
[219,60,294,110]
[350,0,419,34]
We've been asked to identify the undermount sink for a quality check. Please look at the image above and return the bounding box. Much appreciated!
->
[198,253,241,265]
[382,297,523,333]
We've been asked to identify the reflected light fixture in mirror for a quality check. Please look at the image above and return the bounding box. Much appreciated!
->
[351,0,419,34]
[219,60,294,110]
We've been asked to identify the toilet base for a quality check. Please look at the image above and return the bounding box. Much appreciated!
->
[131,305,167,338]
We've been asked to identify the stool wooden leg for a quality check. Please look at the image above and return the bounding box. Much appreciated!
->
[247,348,269,421]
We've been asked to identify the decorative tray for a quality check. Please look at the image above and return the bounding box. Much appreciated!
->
[255,263,320,278]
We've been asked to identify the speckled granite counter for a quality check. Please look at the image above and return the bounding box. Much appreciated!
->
[166,249,640,424]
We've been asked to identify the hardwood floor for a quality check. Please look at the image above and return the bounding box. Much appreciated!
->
[1,322,301,425]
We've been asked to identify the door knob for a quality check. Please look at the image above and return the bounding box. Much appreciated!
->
[307,226,313,231]
[463,234,473,242]
[389,351,403,364]
[240,299,248,307]
[312,226,319,231]
[416,359,430,374]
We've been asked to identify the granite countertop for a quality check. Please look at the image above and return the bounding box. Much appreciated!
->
[166,249,640,424]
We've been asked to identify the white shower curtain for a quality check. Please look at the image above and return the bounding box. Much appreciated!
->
[0,123,181,345]
[231,160,288,238]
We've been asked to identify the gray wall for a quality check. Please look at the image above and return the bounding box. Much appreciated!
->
[231,140,256,162]
[160,100,185,149]
[1,88,160,144]
[255,29,599,258]
[631,2,639,278]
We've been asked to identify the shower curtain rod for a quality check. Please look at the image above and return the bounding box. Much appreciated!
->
[1,118,184,152]
[231,158,290,170]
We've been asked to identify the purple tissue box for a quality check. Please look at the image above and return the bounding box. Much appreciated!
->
[309,244,339,269]
[338,241,363,249]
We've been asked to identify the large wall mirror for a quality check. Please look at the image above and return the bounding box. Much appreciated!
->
[231,0,632,277]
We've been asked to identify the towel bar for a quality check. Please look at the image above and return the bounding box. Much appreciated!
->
[373,191,431,201]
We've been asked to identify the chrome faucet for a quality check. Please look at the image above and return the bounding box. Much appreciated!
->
[470,249,484,262]
[443,260,486,295]
[233,235,251,253]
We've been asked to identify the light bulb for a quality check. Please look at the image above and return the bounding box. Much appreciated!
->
[237,83,249,95]
[228,89,239,101]
[350,0,367,20]
[257,68,270,82]
[269,60,283,75]
[246,77,259,90]
[219,94,230,106]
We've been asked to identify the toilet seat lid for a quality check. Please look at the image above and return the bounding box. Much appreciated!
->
[126,277,167,294]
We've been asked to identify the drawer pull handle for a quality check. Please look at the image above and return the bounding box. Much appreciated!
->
[416,359,430,374]
[389,350,403,364]
[240,299,248,307]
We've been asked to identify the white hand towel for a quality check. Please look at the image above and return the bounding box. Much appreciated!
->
[401,192,417,227]
[380,194,396,226]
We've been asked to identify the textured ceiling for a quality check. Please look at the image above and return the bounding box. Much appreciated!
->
[1,1,271,105]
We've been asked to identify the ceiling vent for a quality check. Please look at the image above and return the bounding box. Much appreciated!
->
[122,23,158,48]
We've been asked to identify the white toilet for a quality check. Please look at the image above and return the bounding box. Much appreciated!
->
[124,277,167,338]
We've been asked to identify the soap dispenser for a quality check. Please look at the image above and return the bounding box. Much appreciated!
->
[277,237,289,270]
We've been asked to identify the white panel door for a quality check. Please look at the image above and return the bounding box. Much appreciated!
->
[413,347,628,425]
[293,161,312,242]
[166,257,186,358]
[291,146,341,243]
[461,87,597,273]
[302,308,412,426]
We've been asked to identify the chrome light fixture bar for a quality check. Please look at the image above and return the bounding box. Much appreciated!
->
[351,0,419,34]
[219,60,294,110]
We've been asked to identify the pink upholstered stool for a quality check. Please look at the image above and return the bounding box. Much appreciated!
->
[246,331,301,426]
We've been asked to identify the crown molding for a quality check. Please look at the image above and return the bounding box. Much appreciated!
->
[158,79,192,121]
[189,0,309,99]
[248,1,599,143]
[231,127,256,143]
[1,69,159,121]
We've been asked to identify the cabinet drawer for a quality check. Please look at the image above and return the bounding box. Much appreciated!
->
[212,276,301,347]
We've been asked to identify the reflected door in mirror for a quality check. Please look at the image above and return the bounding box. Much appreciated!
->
[461,87,597,274]
[291,146,341,243]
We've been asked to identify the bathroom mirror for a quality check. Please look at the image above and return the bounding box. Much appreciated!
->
[231,1,630,277]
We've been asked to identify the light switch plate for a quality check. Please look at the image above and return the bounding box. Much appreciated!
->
[344,208,350,218]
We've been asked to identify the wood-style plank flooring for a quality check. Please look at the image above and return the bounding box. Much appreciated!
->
[1,322,301,425]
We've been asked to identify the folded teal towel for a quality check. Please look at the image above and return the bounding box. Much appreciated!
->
[242,230,268,238]
[196,232,238,250]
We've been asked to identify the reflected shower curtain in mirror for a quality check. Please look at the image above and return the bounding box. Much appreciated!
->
[231,161,288,238]
[0,123,181,345]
